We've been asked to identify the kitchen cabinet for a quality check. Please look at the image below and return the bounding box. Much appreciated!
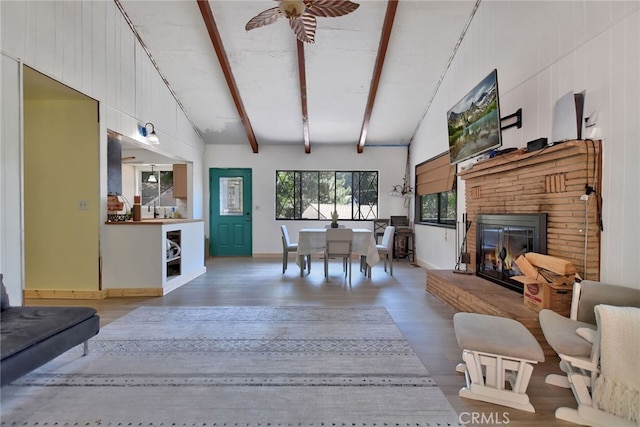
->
[173,164,187,199]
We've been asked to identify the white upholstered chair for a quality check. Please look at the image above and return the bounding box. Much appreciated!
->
[370,226,395,277]
[281,225,309,274]
[324,228,353,284]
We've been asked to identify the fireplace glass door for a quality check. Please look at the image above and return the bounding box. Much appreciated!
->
[476,214,547,293]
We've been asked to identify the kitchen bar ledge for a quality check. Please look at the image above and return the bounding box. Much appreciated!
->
[105,219,203,225]
[101,219,206,297]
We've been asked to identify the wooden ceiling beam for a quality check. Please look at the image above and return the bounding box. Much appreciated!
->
[296,40,311,154]
[357,0,398,153]
[197,0,259,153]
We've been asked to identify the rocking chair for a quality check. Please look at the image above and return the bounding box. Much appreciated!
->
[553,304,639,426]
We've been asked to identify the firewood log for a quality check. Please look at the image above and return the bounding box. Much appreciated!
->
[515,255,549,283]
[524,252,577,275]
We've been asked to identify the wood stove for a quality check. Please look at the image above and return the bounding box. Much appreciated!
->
[476,213,547,293]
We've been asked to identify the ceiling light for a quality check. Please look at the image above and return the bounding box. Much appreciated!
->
[139,122,160,144]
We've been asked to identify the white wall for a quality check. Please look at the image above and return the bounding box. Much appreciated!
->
[411,1,640,288]
[205,144,409,255]
[0,1,206,300]
[0,54,24,304]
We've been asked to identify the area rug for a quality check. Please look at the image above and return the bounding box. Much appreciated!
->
[1,306,462,426]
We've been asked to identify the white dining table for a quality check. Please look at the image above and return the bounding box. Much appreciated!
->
[296,228,380,276]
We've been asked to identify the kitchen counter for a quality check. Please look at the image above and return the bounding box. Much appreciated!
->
[101,220,205,296]
[105,219,203,225]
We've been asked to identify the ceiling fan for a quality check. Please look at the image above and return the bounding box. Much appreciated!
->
[245,0,360,44]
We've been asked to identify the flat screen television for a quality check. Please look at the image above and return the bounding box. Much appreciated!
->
[447,69,502,164]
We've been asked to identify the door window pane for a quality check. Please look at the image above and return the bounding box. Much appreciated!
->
[220,177,243,215]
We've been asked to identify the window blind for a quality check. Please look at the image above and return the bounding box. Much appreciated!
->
[416,152,456,196]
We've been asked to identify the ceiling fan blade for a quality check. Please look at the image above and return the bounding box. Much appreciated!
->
[290,15,317,43]
[245,7,282,31]
[305,0,359,18]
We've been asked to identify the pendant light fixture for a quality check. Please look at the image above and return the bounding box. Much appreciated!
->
[148,165,158,183]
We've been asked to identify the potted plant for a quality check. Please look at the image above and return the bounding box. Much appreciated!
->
[331,210,339,228]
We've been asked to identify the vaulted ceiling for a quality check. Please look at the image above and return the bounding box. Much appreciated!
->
[116,0,477,153]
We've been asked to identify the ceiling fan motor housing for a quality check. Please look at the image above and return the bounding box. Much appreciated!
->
[279,1,306,19]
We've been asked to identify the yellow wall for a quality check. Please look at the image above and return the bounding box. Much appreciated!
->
[24,98,100,291]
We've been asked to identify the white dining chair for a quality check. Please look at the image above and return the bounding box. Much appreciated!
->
[324,228,353,284]
[373,226,395,276]
[281,225,309,274]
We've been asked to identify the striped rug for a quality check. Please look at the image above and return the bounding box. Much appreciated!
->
[1,306,462,426]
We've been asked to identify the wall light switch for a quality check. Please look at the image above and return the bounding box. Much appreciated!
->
[78,200,89,210]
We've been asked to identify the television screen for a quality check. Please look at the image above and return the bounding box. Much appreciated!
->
[447,69,502,164]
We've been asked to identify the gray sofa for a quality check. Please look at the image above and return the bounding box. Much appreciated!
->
[0,275,100,386]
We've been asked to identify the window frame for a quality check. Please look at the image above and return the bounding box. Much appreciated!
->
[417,190,457,228]
[275,170,379,221]
[138,167,177,210]
[414,153,457,229]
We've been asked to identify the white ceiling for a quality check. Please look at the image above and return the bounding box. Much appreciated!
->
[116,0,477,153]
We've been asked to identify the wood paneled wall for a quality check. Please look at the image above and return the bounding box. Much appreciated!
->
[458,140,602,281]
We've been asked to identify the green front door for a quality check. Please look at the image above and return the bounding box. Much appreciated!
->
[209,168,253,256]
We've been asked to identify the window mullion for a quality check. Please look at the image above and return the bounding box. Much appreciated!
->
[317,172,321,218]
[336,172,339,213]
[296,171,301,219]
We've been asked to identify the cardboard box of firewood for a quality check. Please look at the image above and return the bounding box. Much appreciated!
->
[513,253,577,315]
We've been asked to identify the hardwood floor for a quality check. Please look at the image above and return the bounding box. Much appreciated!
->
[26,256,577,426]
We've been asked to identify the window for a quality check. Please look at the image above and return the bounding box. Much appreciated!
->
[419,191,456,225]
[416,153,456,227]
[276,171,378,220]
[140,169,176,210]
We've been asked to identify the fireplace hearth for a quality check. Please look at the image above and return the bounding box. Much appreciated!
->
[476,213,547,293]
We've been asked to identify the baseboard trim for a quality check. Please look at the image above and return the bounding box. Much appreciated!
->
[106,288,164,297]
[24,269,208,300]
[25,287,165,299]
[24,289,108,300]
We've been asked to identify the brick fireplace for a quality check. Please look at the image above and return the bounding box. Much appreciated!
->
[460,139,602,282]
[426,140,602,355]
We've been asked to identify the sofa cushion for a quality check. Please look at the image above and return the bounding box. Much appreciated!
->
[1,274,10,311]
[1,306,97,360]
[539,308,596,357]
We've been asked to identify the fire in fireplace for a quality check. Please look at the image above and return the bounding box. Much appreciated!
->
[476,213,547,293]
